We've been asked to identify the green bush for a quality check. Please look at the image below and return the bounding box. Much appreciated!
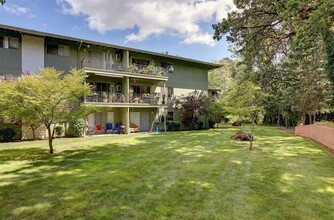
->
[0,123,21,140]
[68,118,85,137]
[190,121,203,130]
[166,121,181,131]
[208,120,215,128]
[55,125,64,138]
[0,127,16,142]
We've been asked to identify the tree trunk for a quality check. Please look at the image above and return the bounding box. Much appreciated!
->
[277,113,280,127]
[249,119,255,150]
[309,114,312,125]
[271,116,274,126]
[313,100,317,124]
[47,125,54,154]
[303,112,306,125]
[285,115,288,128]
[32,129,36,140]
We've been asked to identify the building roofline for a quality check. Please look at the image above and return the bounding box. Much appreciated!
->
[0,24,222,70]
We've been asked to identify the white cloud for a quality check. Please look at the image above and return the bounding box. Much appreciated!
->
[4,4,30,15]
[57,0,236,46]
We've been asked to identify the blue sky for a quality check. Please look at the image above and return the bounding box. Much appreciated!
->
[0,0,234,62]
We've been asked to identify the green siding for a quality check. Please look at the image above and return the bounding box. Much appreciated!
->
[129,52,208,90]
[44,39,78,73]
[45,50,78,73]
[0,48,21,75]
[166,60,208,90]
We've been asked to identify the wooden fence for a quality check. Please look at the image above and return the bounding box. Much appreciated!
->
[295,125,334,150]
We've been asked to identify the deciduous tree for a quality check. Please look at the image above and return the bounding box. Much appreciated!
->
[0,67,91,154]
[225,81,266,150]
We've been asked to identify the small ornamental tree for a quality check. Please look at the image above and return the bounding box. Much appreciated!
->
[175,92,209,129]
[225,81,266,150]
[0,67,91,154]
[208,100,225,128]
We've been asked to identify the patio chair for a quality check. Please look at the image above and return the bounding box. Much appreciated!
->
[105,123,113,133]
[95,125,103,134]
[113,123,124,134]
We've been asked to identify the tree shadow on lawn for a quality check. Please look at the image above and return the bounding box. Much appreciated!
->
[0,130,333,219]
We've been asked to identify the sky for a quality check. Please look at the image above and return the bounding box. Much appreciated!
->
[0,0,235,62]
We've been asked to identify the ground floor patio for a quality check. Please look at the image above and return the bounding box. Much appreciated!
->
[86,106,166,135]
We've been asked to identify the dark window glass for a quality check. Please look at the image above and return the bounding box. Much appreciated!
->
[132,58,150,66]
[47,44,58,55]
[8,37,19,49]
[131,85,151,95]
[0,36,3,48]
[167,112,174,121]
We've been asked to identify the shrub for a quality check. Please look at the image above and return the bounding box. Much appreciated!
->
[68,118,85,137]
[0,128,16,142]
[0,123,21,140]
[55,125,64,138]
[208,120,215,128]
[166,121,181,131]
[192,121,203,130]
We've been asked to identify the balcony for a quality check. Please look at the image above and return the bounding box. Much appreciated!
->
[81,58,168,78]
[81,58,127,72]
[85,92,166,106]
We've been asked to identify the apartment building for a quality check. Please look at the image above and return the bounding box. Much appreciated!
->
[0,24,220,139]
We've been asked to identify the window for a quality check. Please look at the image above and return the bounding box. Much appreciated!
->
[47,44,70,56]
[47,44,58,55]
[0,36,19,49]
[161,62,174,73]
[131,85,151,95]
[132,58,150,66]
[167,112,174,121]
[58,45,70,56]
[8,37,19,49]
[0,36,3,48]
[168,87,174,98]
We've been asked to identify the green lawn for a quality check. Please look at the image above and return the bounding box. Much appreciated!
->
[0,126,333,219]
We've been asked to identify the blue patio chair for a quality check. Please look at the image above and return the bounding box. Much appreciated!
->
[105,123,113,133]
[113,123,121,134]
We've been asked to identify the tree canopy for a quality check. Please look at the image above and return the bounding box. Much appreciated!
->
[0,67,91,153]
[212,0,334,125]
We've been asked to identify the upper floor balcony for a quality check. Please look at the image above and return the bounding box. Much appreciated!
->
[81,58,169,80]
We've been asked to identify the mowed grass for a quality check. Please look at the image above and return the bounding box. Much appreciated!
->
[0,126,333,219]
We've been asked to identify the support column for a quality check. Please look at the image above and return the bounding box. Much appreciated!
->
[125,107,129,134]
[121,76,129,103]
[163,82,167,132]
[164,109,167,132]
[122,50,130,69]
[121,107,130,134]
